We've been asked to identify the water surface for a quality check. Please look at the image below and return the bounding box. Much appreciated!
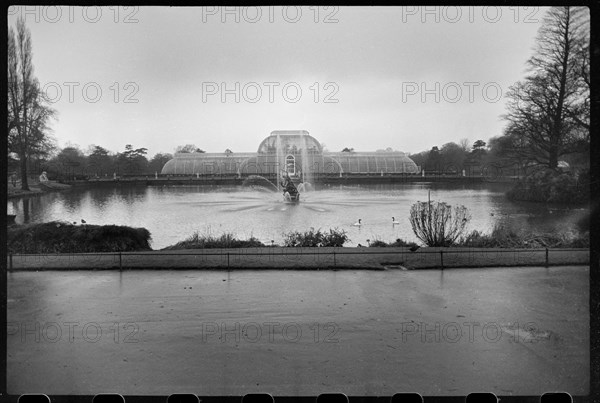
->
[7,183,587,249]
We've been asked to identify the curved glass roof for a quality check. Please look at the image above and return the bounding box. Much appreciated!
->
[160,131,419,175]
[257,131,323,154]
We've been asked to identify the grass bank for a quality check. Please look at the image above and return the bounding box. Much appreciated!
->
[163,232,265,249]
[7,181,71,199]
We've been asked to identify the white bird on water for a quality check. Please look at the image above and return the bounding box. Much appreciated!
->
[392,217,400,224]
[352,219,362,226]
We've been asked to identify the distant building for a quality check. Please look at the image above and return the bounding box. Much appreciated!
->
[161,130,419,177]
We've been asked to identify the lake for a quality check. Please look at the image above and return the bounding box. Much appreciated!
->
[7,182,587,249]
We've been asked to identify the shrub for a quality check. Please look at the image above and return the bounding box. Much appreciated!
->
[368,238,419,248]
[322,228,349,247]
[457,223,589,248]
[507,168,589,204]
[457,225,522,248]
[164,232,265,249]
[7,221,152,253]
[282,228,349,247]
[283,228,323,247]
[409,201,470,247]
[388,238,419,248]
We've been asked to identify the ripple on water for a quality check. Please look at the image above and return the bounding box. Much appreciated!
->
[7,183,587,249]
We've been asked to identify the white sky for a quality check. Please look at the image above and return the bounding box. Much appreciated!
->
[8,6,547,156]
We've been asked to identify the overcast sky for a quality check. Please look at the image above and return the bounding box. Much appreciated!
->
[8,6,547,157]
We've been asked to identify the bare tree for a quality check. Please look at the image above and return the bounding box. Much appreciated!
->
[409,201,471,247]
[503,7,590,169]
[8,17,56,190]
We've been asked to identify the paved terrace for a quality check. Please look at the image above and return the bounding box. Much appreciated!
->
[7,266,589,395]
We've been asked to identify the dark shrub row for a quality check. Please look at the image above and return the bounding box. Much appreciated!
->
[507,169,589,204]
[7,221,152,253]
[369,239,419,248]
[456,224,589,248]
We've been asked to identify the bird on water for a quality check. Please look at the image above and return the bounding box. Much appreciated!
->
[352,219,362,226]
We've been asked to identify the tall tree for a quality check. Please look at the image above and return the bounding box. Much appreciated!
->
[87,145,113,177]
[471,140,487,154]
[55,146,86,180]
[119,144,148,174]
[148,152,173,174]
[458,138,470,153]
[440,142,467,172]
[503,7,590,169]
[175,144,205,153]
[7,17,56,190]
[487,134,530,174]
[427,146,441,171]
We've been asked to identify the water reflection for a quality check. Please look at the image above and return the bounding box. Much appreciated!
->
[86,188,115,209]
[22,198,30,223]
[61,191,84,212]
[7,183,587,249]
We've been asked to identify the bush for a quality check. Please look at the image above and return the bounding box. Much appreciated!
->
[7,221,152,253]
[457,223,589,248]
[164,232,265,249]
[388,238,420,248]
[409,201,471,247]
[507,168,589,204]
[368,238,419,248]
[282,228,349,247]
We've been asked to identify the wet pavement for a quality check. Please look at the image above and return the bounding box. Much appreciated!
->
[7,266,588,396]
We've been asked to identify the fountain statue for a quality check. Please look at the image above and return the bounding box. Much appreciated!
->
[281,171,300,203]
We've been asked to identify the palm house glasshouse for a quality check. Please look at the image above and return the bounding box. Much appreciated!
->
[160,130,419,178]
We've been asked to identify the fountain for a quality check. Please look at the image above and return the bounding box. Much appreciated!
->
[241,131,322,202]
[298,134,313,193]
[276,132,282,193]
[281,170,300,203]
[242,132,301,203]
[242,175,279,192]
[275,131,301,202]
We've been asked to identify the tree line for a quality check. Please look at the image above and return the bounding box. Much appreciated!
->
[6,17,211,185]
[8,7,589,187]
[409,139,489,175]
[10,143,220,181]
[405,7,589,178]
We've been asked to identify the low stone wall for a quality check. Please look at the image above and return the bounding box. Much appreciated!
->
[6,247,590,271]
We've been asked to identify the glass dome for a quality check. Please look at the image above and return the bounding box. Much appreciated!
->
[257,131,323,154]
